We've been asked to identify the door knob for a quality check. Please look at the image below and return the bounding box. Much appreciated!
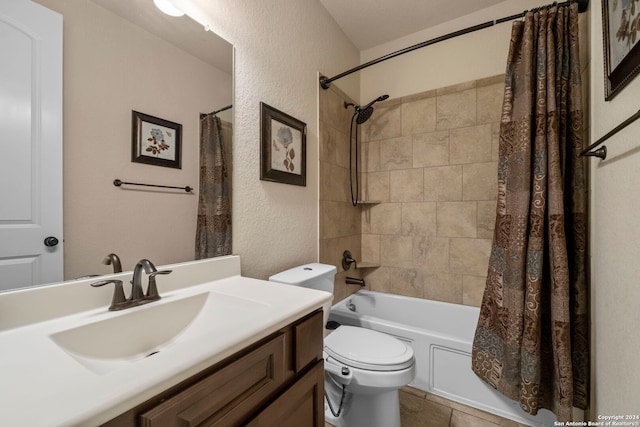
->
[44,236,59,247]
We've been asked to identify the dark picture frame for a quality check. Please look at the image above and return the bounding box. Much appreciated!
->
[602,0,640,100]
[131,111,182,169]
[260,102,306,186]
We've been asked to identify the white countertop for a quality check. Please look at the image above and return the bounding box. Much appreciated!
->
[0,257,332,426]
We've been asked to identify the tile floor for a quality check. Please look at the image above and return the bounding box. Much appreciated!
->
[325,386,532,427]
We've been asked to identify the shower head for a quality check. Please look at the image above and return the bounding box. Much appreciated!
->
[344,94,389,124]
[344,94,388,206]
[361,94,389,111]
[355,106,374,124]
[355,94,389,124]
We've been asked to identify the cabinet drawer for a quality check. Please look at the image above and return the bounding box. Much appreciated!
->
[293,310,323,373]
[140,333,286,427]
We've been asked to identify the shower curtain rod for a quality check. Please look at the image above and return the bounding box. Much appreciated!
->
[200,104,232,118]
[319,0,589,90]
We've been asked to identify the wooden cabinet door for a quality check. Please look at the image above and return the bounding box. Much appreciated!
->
[293,311,323,373]
[245,360,324,427]
[140,333,286,427]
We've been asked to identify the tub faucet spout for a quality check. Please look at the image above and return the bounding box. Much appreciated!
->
[346,277,365,287]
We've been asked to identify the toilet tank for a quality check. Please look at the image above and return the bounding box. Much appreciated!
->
[269,263,336,334]
[268,263,336,294]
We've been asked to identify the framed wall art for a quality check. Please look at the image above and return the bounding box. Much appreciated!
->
[131,111,182,169]
[260,102,306,186]
[602,0,640,100]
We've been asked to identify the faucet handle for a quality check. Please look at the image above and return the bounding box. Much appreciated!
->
[342,250,357,271]
[146,270,172,300]
[91,279,127,310]
[90,279,122,288]
[149,270,172,277]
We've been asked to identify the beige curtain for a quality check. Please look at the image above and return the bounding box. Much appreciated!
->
[471,3,588,421]
[195,114,232,259]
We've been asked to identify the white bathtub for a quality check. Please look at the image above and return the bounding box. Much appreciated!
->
[329,290,557,427]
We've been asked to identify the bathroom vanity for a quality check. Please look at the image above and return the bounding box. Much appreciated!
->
[0,256,331,426]
[105,309,325,426]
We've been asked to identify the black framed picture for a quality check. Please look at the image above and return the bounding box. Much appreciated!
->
[602,0,640,100]
[131,111,182,169]
[260,102,306,186]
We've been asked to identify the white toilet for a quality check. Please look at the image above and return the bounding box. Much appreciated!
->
[269,263,415,427]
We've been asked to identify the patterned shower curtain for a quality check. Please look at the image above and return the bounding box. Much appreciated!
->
[471,3,588,421]
[196,114,232,259]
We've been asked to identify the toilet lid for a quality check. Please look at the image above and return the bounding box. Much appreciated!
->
[324,326,414,371]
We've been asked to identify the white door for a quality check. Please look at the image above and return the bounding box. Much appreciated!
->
[0,0,63,291]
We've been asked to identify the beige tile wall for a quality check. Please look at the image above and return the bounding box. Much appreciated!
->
[319,75,506,307]
[319,85,365,303]
[359,75,505,307]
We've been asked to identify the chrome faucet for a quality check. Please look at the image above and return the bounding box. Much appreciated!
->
[91,258,171,311]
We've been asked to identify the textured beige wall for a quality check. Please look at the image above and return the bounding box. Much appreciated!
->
[174,0,360,280]
[359,0,556,101]
[589,0,640,417]
[35,0,233,279]
[358,76,504,307]
[36,0,360,280]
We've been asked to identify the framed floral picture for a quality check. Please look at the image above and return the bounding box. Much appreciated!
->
[131,111,182,169]
[260,102,306,186]
[602,0,640,100]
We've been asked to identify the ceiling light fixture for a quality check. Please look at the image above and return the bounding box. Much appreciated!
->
[153,0,184,17]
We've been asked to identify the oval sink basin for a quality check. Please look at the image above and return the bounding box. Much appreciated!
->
[50,291,269,374]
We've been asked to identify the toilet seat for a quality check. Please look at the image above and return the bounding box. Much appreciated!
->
[324,326,414,371]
